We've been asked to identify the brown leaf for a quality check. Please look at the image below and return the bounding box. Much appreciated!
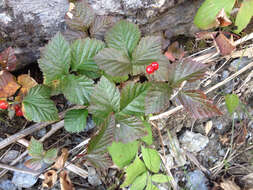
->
[16,74,37,102]
[24,158,42,171]
[213,32,236,56]
[0,70,20,98]
[195,31,218,40]
[216,8,232,27]
[165,42,185,62]
[235,122,247,146]
[220,179,240,190]
[60,170,75,190]
[53,148,69,170]
[0,47,18,71]
[42,170,58,189]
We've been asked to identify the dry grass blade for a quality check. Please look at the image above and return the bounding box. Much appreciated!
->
[60,170,75,190]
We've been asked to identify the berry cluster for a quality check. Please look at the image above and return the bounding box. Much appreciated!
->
[146,62,159,74]
[0,100,23,116]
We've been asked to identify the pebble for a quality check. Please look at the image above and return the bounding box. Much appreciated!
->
[1,150,19,164]
[229,57,250,72]
[180,131,209,153]
[221,70,229,80]
[36,128,47,138]
[0,179,17,190]
[186,170,208,190]
[88,167,102,186]
[85,115,96,132]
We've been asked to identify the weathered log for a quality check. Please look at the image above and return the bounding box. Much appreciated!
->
[0,0,202,69]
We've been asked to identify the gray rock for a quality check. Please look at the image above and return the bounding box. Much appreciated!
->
[0,180,17,190]
[180,131,209,153]
[221,70,229,81]
[85,115,96,132]
[1,150,19,164]
[36,128,47,138]
[186,170,208,190]
[12,157,39,188]
[229,57,251,72]
[88,167,101,186]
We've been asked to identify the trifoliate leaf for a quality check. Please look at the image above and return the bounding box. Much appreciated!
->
[94,48,131,77]
[71,38,105,73]
[64,109,88,133]
[28,137,44,159]
[38,32,70,84]
[105,20,141,55]
[61,74,94,105]
[132,36,162,66]
[108,141,138,168]
[89,76,120,123]
[22,85,59,122]
[141,147,161,173]
[121,156,147,187]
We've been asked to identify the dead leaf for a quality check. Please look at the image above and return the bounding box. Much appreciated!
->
[205,120,213,135]
[60,170,75,190]
[53,148,69,170]
[0,70,20,98]
[16,74,37,102]
[0,47,18,71]
[230,47,253,59]
[42,170,58,189]
[213,32,236,56]
[165,42,185,62]
[216,8,232,27]
[235,122,247,146]
[24,158,42,171]
[220,179,240,190]
[195,31,218,40]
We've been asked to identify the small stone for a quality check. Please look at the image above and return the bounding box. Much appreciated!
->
[88,167,102,186]
[186,170,208,190]
[180,131,209,153]
[229,57,251,72]
[36,128,46,138]
[1,150,19,164]
[85,115,96,132]
[0,179,17,190]
[221,70,229,80]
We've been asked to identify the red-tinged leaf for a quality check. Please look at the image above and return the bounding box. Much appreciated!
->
[85,115,115,169]
[164,42,184,62]
[216,8,232,27]
[213,32,236,56]
[0,47,18,71]
[24,158,42,171]
[167,59,208,87]
[195,31,218,41]
[63,29,88,42]
[0,71,20,98]
[177,90,223,119]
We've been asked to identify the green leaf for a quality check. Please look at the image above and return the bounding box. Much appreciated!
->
[152,174,171,183]
[120,82,150,116]
[108,141,138,168]
[28,137,44,158]
[61,74,94,105]
[141,146,161,173]
[141,122,153,145]
[194,0,236,29]
[90,15,113,40]
[64,109,88,133]
[103,72,129,83]
[177,90,223,119]
[225,94,239,114]
[145,83,172,114]
[23,85,59,122]
[115,114,147,143]
[89,76,120,122]
[86,115,116,169]
[132,36,162,66]
[105,20,141,55]
[71,38,105,72]
[38,32,70,84]
[130,172,147,190]
[65,0,95,31]
[168,58,208,87]
[94,48,131,76]
[234,0,253,33]
[43,148,58,164]
[121,156,147,187]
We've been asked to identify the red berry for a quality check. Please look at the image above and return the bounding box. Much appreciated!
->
[146,65,154,74]
[15,108,23,117]
[0,100,9,110]
[151,62,159,70]
[14,104,20,111]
